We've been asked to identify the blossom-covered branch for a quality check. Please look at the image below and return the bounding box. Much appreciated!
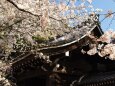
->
[85,30,115,60]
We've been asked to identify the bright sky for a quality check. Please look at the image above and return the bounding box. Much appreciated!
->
[56,0,115,31]
[92,0,115,31]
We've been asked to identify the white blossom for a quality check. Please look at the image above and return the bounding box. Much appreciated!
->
[87,47,97,55]
[95,8,103,12]
[87,0,93,4]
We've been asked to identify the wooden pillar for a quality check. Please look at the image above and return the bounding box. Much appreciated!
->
[46,73,62,86]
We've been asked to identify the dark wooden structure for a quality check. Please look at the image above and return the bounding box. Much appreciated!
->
[10,16,115,86]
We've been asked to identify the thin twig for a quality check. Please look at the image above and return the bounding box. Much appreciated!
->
[100,12,115,22]
[107,14,115,29]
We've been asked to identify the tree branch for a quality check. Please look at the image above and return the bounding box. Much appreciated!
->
[7,0,64,23]
[100,12,115,22]
[7,0,41,18]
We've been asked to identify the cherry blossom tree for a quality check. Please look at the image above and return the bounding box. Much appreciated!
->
[0,0,101,59]
[0,0,108,85]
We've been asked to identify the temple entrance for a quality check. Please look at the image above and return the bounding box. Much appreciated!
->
[17,77,47,86]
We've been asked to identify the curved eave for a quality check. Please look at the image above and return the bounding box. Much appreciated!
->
[38,25,103,55]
